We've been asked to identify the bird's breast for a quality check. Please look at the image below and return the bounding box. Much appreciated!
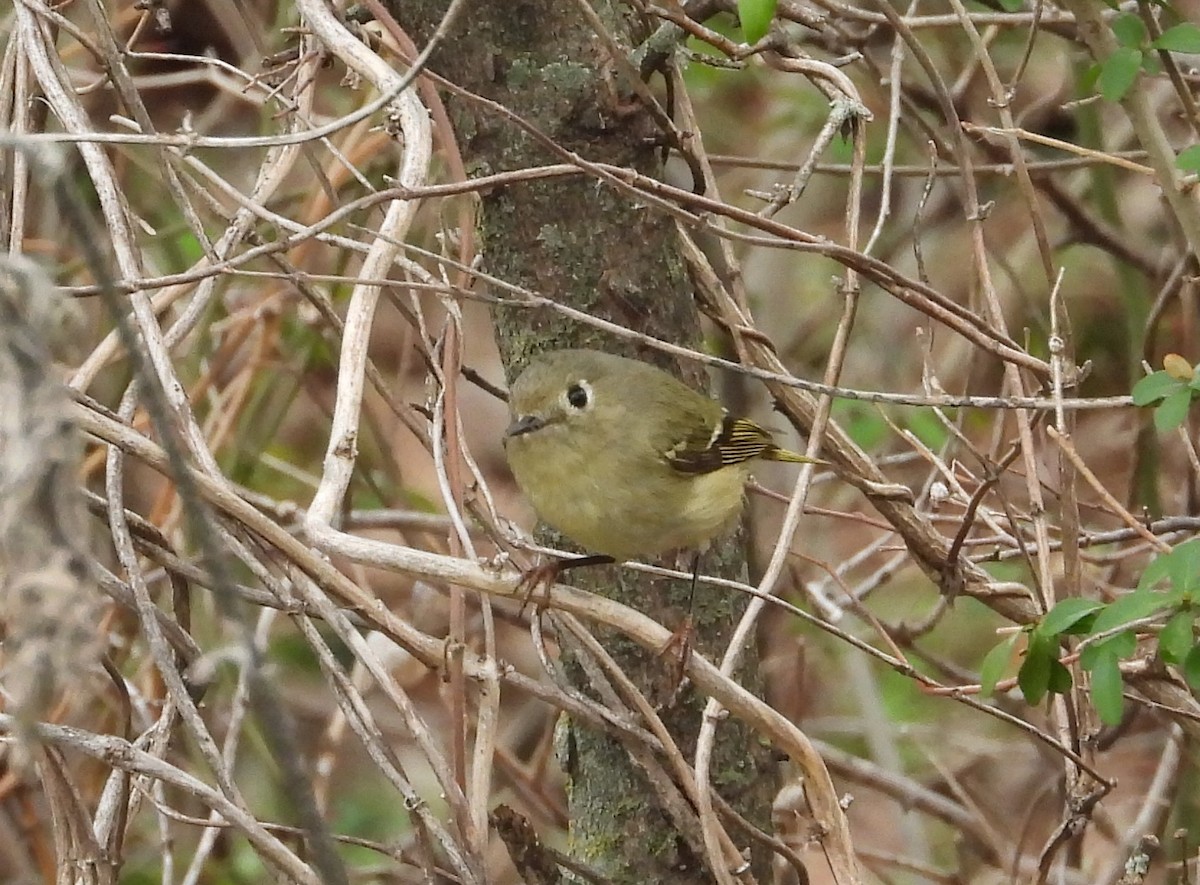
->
[507,433,748,559]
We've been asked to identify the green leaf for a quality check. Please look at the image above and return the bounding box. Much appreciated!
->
[1159,611,1195,664]
[1152,23,1200,53]
[1132,537,1200,592]
[1018,633,1054,706]
[1098,46,1143,102]
[1183,644,1200,691]
[1111,13,1148,48]
[738,0,777,43]
[980,633,1020,696]
[1048,659,1074,694]
[995,0,1023,12]
[1131,371,1180,405]
[1139,544,1179,591]
[1091,589,1173,636]
[1178,145,1200,173]
[1154,387,1193,432]
[1039,598,1105,637]
[1080,632,1137,669]
[1164,538,1200,595]
[1089,651,1125,724]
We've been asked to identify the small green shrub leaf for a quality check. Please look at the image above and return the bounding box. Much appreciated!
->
[1048,659,1074,694]
[1039,598,1104,637]
[980,633,1020,697]
[1091,590,1172,636]
[1152,23,1200,53]
[1098,46,1143,102]
[1154,387,1193,432]
[1018,633,1053,706]
[1139,545,1179,592]
[1159,611,1195,664]
[1080,632,1137,669]
[1178,145,1200,173]
[738,0,777,43]
[1111,13,1147,48]
[1162,538,1200,594]
[1131,371,1179,405]
[1089,651,1125,724]
[1183,644,1200,691]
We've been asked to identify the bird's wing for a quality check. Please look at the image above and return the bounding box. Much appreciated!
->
[664,414,775,475]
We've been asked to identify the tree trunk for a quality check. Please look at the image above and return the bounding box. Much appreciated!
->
[391,3,777,880]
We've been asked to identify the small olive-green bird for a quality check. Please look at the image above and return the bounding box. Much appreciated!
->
[503,349,818,561]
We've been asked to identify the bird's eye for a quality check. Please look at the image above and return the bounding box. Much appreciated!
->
[566,382,590,409]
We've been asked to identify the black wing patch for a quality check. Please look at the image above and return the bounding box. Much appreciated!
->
[666,414,776,475]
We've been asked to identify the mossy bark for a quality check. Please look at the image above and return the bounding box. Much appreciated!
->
[388,3,777,880]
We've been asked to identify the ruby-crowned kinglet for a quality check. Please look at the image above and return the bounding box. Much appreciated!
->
[503,349,817,561]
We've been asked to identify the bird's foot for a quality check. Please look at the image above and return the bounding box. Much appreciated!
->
[515,554,615,614]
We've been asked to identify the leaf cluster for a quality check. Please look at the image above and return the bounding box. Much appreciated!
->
[1091,13,1200,102]
[983,540,1200,725]
[1132,353,1200,432]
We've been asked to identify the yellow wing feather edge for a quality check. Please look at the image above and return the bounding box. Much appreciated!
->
[666,415,820,474]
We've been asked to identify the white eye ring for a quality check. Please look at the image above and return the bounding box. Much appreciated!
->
[562,379,592,411]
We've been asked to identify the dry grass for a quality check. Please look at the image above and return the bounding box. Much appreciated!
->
[2,0,1199,882]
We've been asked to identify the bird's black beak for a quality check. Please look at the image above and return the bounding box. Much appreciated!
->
[505,414,545,439]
